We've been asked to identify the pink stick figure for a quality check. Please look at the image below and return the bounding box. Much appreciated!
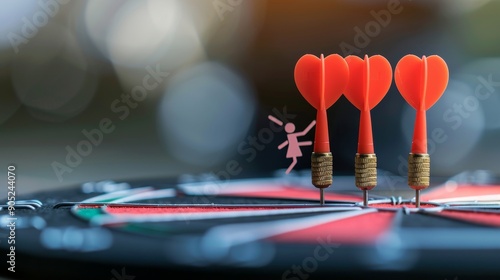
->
[268,115,316,174]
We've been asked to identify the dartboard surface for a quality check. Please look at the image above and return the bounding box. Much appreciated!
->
[2,172,500,280]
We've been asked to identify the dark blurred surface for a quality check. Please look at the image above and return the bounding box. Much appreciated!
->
[1,0,500,195]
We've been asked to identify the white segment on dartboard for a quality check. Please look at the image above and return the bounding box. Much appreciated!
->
[429,194,500,204]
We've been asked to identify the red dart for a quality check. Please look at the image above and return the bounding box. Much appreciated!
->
[396,55,449,154]
[395,54,449,207]
[344,55,392,154]
[294,54,349,205]
[294,54,349,153]
[344,54,392,205]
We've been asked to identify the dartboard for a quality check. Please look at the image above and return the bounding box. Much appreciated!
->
[2,172,500,280]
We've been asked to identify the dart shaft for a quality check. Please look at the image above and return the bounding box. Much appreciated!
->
[356,110,376,205]
[314,108,330,153]
[363,189,368,206]
[412,109,427,154]
[320,189,325,206]
[415,189,421,208]
[358,110,374,154]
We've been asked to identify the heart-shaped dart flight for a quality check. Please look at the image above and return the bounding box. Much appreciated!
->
[395,55,449,153]
[294,54,349,153]
[344,55,392,154]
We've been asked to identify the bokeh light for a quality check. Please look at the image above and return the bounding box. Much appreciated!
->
[456,58,500,131]
[11,23,98,122]
[0,1,39,54]
[158,62,255,167]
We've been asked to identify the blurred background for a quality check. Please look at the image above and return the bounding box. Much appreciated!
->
[0,0,500,195]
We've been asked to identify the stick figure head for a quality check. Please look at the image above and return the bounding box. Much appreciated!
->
[285,123,295,133]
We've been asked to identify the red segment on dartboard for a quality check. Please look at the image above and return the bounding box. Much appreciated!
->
[271,212,395,244]
[422,184,500,201]
[437,210,500,227]
[105,205,302,215]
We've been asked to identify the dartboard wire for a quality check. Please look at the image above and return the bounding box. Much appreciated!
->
[358,196,407,206]
[0,200,42,211]
[357,197,444,213]
[443,201,500,208]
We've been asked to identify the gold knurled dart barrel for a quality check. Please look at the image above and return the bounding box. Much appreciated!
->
[355,154,377,188]
[355,153,377,206]
[311,152,333,205]
[408,153,430,207]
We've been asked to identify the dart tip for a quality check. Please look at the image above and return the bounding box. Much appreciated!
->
[363,189,368,207]
[320,189,325,206]
[415,189,421,208]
